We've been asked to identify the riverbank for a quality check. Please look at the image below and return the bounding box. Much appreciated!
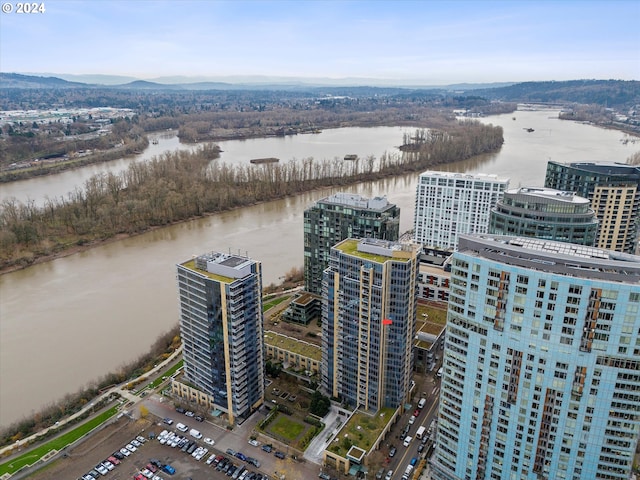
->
[0,121,503,274]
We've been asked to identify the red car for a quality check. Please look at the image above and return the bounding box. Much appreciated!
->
[146,464,157,473]
[414,409,420,417]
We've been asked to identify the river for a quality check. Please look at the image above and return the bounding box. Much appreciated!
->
[0,108,637,427]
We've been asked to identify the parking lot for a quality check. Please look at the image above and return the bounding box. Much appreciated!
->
[25,407,321,480]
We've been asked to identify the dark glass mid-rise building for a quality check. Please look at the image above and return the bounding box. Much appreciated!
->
[545,161,640,254]
[176,251,264,424]
[489,186,598,245]
[304,193,400,295]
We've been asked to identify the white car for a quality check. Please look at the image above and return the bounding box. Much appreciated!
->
[141,469,154,479]
[408,415,416,425]
[385,471,393,480]
[126,443,137,452]
[95,464,108,476]
[102,461,115,471]
[204,437,215,446]
[119,447,131,457]
[153,476,164,480]
[206,453,217,465]
[185,411,195,417]
[136,435,147,443]
[196,447,208,461]
[248,439,260,447]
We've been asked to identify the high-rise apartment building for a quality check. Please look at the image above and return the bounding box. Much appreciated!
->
[431,234,640,480]
[176,251,264,424]
[321,238,419,411]
[489,187,598,245]
[545,161,640,254]
[414,171,509,251]
[304,193,400,295]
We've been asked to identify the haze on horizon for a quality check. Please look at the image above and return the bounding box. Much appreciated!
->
[1,0,639,85]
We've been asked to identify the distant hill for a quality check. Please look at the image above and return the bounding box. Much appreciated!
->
[471,80,640,110]
[1,73,637,110]
[0,72,90,88]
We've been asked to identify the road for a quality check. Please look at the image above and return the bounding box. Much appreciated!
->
[385,371,441,480]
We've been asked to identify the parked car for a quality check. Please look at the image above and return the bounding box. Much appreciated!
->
[175,406,186,414]
[226,448,237,456]
[185,411,195,417]
[248,439,260,447]
[274,451,286,459]
[385,471,393,480]
[261,444,273,453]
[119,448,131,457]
[389,446,397,457]
[163,417,174,425]
[195,415,204,422]
[162,464,175,475]
[235,451,247,461]
[204,437,215,446]
[101,461,114,471]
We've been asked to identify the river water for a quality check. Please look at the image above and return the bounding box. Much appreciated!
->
[0,108,637,427]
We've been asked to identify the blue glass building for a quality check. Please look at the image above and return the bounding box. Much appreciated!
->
[431,235,640,480]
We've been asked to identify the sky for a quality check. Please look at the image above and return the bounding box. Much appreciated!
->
[1,0,639,85]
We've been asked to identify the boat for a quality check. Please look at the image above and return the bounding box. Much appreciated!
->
[523,128,535,132]
[249,157,279,164]
[344,154,358,161]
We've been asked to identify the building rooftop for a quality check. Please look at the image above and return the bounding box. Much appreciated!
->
[316,192,395,211]
[327,407,396,458]
[335,238,416,263]
[264,330,322,361]
[459,234,640,282]
[179,259,235,283]
[555,161,640,177]
[181,251,256,281]
[505,187,589,205]
[419,170,510,183]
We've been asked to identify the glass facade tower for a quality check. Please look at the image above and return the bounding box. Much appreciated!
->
[177,251,264,424]
[545,161,640,254]
[431,234,640,480]
[304,193,400,295]
[489,187,598,245]
[321,238,419,411]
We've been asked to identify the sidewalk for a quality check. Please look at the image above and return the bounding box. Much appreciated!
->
[0,346,182,459]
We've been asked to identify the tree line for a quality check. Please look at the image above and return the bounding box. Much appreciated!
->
[0,120,503,272]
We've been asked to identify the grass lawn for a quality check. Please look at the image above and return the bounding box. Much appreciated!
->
[267,415,306,443]
[263,296,290,312]
[0,406,118,475]
[145,359,184,391]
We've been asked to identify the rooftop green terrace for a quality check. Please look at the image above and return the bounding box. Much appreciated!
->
[264,330,322,361]
[335,239,390,264]
[181,259,235,283]
[328,407,396,458]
